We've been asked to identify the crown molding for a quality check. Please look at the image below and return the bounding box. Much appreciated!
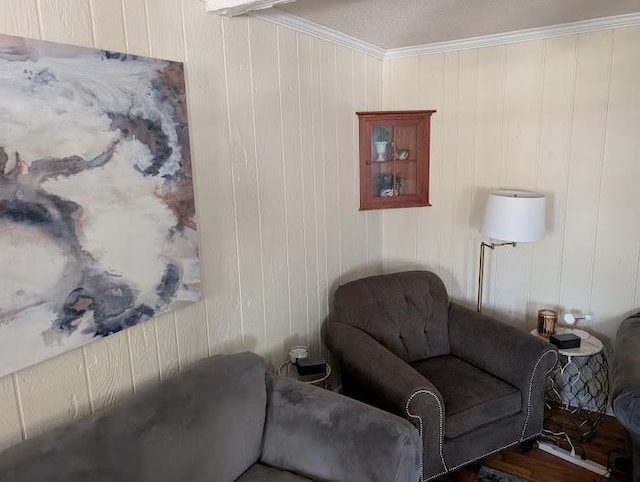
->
[205,0,296,17]
[385,12,640,59]
[249,8,386,59]
[248,10,640,61]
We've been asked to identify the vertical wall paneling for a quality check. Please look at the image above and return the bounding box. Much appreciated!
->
[83,333,134,413]
[381,58,391,110]
[470,45,506,316]
[388,57,419,109]
[120,0,150,56]
[277,27,309,348]
[337,46,361,285]
[222,16,266,355]
[174,302,209,370]
[494,40,544,323]
[249,18,290,364]
[589,26,640,336]
[182,1,242,357]
[451,49,478,304]
[153,313,181,380]
[529,36,578,314]
[383,28,639,340]
[37,0,93,45]
[144,0,184,61]
[0,0,39,38]
[88,0,125,51]
[416,54,445,276]
[436,51,461,293]
[16,351,91,439]
[344,51,369,282]
[126,322,160,391]
[383,57,419,272]
[501,41,544,189]
[297,34,320,349]
[320,41,340,333]
[365,56,383,275]
[559,31,613,315]
[310,39,328,353]
[0,376,21,450]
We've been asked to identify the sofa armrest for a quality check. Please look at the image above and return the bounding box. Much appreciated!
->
[260,375,421,482]
[326,321,447,478]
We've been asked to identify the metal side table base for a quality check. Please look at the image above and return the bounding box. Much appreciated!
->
[531,328,611,478]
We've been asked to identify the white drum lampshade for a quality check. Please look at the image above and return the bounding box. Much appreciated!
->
[481,190,546,243]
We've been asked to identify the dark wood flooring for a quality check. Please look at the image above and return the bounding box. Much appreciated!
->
[443,414,632,482]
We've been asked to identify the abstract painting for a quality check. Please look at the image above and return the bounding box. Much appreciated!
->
[0,34,200,378]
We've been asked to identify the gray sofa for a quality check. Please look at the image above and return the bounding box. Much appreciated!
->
[0,352,421,482]
[611,313,640,481]
[327,271,558,481]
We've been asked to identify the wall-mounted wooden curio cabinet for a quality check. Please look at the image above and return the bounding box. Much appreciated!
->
[357,110,435,210]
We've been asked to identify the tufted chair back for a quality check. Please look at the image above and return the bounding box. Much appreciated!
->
[333,271,450,362]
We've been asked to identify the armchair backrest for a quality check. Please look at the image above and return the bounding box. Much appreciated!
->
[333,271,450,362]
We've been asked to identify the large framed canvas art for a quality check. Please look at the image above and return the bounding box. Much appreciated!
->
[0,34,200,378]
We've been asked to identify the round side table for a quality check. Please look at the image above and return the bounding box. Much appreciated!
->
[531,328,609,441]
[277,360,332,388]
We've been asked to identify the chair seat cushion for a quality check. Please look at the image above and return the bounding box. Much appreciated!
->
[411,355,521,438]
[237,463,313,481]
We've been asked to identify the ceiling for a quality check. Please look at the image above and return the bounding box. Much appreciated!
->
[273,0,640,50]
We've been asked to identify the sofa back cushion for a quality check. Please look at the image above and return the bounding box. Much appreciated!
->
[333,271,450,362]
[0,352,267,482]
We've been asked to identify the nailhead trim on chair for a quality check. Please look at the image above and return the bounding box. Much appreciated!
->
[406,389,447,482]
[520,349,558,440]
[411,349,558,481]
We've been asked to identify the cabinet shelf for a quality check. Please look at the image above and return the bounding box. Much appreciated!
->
[357,110,435,210]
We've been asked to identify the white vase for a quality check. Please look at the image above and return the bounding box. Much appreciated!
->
[374,141,388,161]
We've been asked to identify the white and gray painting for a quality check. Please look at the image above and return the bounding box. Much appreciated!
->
[0,34,200,377]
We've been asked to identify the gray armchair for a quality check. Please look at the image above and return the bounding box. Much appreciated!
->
[326,271,558,481]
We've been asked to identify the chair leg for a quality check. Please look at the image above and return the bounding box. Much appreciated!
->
[521,439,536,453]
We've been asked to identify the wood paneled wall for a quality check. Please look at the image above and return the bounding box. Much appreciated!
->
[0,0,382,449]
[381,27,640,340]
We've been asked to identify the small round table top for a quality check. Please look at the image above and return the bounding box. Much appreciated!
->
[277,360,332,385]
[530,327,603,357]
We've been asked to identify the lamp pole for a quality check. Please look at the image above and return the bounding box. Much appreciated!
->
[476,241,516,313]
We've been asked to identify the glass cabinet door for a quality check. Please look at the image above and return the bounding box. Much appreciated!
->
[359,111,434,210]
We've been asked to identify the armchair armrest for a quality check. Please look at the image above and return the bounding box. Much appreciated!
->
[448,303,558,439]
[326,321,447,478]
[611,314,640,436]
[448,303,557,391]
[260,375,421,482]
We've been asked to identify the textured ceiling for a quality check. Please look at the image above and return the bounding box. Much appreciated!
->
[276,0,640,49]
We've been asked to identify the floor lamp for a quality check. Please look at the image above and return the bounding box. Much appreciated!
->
[477,190,546,313]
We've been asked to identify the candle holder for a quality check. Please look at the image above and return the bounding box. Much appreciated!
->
[537,309,558,336]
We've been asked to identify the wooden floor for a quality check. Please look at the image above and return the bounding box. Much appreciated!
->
[443,414,632,482]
